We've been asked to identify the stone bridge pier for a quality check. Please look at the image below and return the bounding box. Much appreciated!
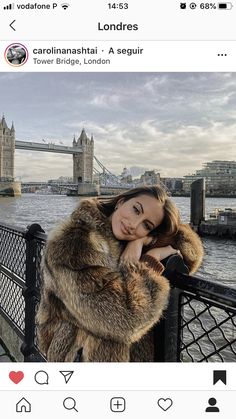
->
[73,129,99,196]
[0,116,21,196]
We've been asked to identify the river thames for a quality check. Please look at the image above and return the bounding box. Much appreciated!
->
[0,194,236,287]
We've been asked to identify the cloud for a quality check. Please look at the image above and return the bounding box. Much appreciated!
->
[0,73,26,82]
[15,115,236,180]
[1,72,236,181]
[89,93,121,109]
[15,151,72,181]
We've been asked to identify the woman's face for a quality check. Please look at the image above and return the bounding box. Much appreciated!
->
[111,194,164,241]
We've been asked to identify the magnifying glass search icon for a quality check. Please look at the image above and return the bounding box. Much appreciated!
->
[63,397,78,412]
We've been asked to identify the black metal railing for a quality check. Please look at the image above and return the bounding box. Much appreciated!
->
[0,222,236,362]
[154,272,236,362]
[0,222,46,361]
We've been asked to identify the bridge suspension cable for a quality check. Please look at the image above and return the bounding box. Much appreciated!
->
[93,155,121,186]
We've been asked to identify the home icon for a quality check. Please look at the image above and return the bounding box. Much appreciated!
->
[16,397,31,413]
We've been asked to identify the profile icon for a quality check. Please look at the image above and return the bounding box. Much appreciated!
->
[4,43,28,67]
[205,397,220,412]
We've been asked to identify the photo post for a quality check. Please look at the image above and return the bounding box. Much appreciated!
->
[0,1,236,417]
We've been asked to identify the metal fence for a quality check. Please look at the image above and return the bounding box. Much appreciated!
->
[0,222,236,362]
[154,272,236,362]
[0,222,46,361]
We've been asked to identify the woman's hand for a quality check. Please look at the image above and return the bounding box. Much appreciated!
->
[145,245,181,262]
[142,236,155,246]
[120,238,145,263]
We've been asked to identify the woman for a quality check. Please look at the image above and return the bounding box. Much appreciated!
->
[36,185,203,362]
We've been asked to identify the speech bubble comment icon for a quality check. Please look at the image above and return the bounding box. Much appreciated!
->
[34,370,49,385]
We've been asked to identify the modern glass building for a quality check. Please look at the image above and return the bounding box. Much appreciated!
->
[183,160,236,194]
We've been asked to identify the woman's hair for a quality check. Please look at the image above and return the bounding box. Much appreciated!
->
[97,184,180,237]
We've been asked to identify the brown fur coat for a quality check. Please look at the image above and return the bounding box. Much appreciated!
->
[36,199,203,362]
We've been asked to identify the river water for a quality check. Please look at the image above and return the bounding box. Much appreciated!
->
[0,194,235,287]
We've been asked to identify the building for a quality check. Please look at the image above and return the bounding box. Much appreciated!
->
[72,129,94,184]
[140,170,161,185]
[0,116,15,181]
[120,167,132,184]
[183,160,236,194]
[161,177,183,193]
[48,176,73,184]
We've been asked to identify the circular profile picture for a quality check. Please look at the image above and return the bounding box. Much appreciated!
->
[4,43,28,67]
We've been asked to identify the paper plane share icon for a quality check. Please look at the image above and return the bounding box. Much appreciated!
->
[59,370,74,384]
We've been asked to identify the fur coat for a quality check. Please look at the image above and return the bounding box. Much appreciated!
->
[36,199,203,362]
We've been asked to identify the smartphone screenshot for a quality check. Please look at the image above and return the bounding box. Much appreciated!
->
[0,0,236,418]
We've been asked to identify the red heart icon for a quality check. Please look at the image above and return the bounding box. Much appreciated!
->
[9,371,24,384]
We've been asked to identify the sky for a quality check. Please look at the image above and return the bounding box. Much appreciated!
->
[0,72,236,181]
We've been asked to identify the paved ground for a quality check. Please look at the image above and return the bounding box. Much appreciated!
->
[0,342,14,362]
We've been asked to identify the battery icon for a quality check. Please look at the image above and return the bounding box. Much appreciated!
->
[218,2,233,9]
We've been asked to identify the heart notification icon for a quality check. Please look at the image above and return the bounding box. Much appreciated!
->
[157,398,173,411]
[9,371,24,384]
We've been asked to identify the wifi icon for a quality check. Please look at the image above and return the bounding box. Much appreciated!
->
[61,3,69,9]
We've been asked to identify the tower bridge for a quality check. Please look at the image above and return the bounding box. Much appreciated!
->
[15,140,82,154]
[0,116,132,196]
[16,129,94,185]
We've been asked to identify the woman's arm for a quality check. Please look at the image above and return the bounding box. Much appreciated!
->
[119,238,148,263]
[144,246,181,261]
[144,224,204,274]
[120,239,180,263]
[172,224,204,273]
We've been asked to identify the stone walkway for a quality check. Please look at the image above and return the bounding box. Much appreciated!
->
[0,342,14,362]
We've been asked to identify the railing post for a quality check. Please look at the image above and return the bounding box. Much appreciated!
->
[154,287,182,362]
[21,223,44,362]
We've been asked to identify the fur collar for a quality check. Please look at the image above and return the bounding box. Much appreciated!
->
[71,198,114,237]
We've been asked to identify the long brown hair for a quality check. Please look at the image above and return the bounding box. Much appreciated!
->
[97,185,180,237]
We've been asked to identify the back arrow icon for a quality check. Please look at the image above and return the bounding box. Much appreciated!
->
[10,20,16,31]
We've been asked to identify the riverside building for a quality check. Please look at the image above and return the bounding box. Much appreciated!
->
[140,170,161,185]
[183,160,236,195]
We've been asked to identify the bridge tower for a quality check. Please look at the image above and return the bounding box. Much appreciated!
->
[73,129,94,183]
[0,116,15,180]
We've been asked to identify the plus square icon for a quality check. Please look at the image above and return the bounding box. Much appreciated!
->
[110,397,126,412]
